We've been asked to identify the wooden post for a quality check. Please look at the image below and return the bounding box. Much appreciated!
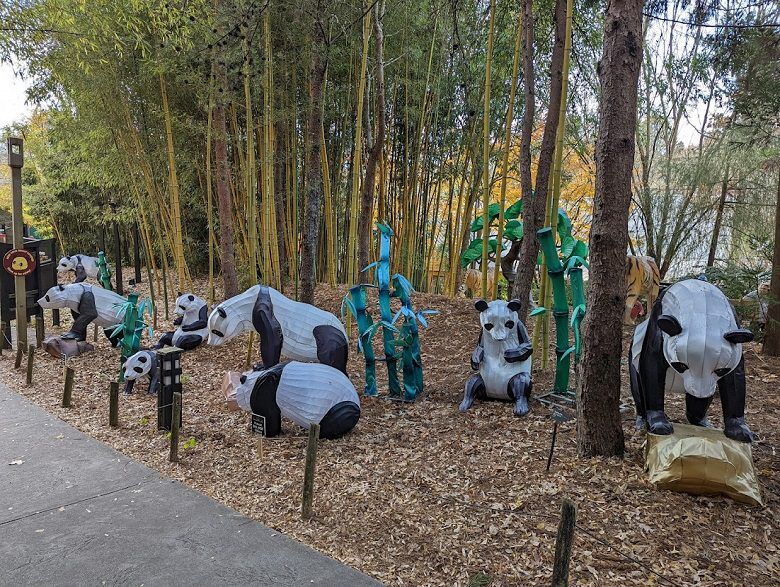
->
[93,323,98,342]
[35,314,44,348]
[14,346,23,368]
[552,498,577,586]
[169,391,181,462]
[25,344,34,385]
[301,423,320,519]
[62,365,74,407]
[109,381,119,427]
[0,321,4,354]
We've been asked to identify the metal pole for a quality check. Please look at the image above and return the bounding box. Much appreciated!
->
[133,223,142,284]
[110,201,123,295]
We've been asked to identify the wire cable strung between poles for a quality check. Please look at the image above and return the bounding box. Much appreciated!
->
[642,13,780,28]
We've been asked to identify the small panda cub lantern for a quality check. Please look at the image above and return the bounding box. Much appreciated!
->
[155,293,209,351]
[630,279,756,442]
[57,254,99,283]
[122,349,159,395]
[460,299,533,416]
[235,361,360,439]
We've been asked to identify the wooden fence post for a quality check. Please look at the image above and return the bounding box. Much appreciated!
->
[169,391,181,462]
[25,344,34,385]
[35,315,44,348]
[301,423,320,519]
[14,346,23,368]
[109,381,119,427]
[552,498,577,586]
[62,365,74,407]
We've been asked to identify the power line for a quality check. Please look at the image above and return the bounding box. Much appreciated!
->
[643,13,780,29]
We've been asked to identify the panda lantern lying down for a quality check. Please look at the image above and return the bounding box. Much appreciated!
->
[630,279,756,443]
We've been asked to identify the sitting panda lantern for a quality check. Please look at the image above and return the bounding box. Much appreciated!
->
[155,293,208,351]
[207,285,348,374]
[460,299,533,416]
[630,279,756,442]
[235,361,360,439]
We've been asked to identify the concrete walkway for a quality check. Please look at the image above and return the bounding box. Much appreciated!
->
[0,385,379,586]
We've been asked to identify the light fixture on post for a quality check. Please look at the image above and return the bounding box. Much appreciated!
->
[157,345,183,431]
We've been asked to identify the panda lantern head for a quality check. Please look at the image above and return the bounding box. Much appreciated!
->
[37,284,70,309]
[234,369,264,411]
[657,313,754,398]
[57,256,75,273]
[207,302,251,346]
[475,298,521,343]
[123,351,153,381]
[174,293,201,316]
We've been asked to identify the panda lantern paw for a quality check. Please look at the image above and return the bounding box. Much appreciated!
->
[645,411,674,435]
[634,415,646,431]
[458,398,474,413]
[724,418,756,443]
[513,397,529,417]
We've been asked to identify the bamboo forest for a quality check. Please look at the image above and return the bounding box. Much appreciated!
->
[0,0,778,585]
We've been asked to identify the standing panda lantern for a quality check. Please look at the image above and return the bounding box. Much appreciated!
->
[57,254,100,283]
[460,299,533,416]
[207,285,348,373]
[630,279,756,442]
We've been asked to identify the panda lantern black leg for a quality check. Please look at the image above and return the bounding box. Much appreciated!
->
[685,394,714,428]
[460,374,485,413]
[718,359,756,443]
[153,332,174,349]
[508,372,532,417]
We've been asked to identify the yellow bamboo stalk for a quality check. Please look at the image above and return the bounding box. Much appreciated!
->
[492,6,523,300]
[159,73,188,292]
[244,45,259,284]
[264,8,281,290]
[347,5,372,286]
[206,66,216,303]
[321,118,337,286]
[479,0,496,299]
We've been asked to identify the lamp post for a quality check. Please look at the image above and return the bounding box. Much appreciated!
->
[7,137,27,350]
[157,346,183,430]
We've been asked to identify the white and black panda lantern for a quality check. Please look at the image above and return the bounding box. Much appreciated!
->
[155,293,208,351]
[630,279,756,442]
[57,254,99,283]
[235,361,360,439]
[37,283,126,346]
[207,285,349,374]
[460,299,533,416]
[122,350,159,395]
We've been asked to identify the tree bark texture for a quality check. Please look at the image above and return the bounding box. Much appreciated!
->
[300,6,328,305]
[707,171,729,267]
[577,0,645,457]
[511,0,566,322]
[763,167,780,356]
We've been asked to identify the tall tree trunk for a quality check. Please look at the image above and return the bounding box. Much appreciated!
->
[213,68,239,297]
[577,0,645,457]
[512,0,562,322]
[707,167,729,267]
[763,167,780,356]
[358,0,386,272]
[300,5,329,304]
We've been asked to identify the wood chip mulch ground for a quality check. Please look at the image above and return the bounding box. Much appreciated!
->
[1,277,778,586]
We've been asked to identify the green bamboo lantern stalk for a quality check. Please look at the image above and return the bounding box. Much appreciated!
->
[569,267,585,362]
[348,285,377,396]
[392,276,424,400]
[97,251,113,291]
[376,223,401,397]
[537,227,570,393]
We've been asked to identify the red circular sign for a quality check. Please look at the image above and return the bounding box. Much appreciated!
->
[3,249,36,277]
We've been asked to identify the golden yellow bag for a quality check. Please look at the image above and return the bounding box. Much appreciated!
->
[645,423,763,506]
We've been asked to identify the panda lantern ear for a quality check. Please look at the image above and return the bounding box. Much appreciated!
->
[187,294,195,301]
[57,284,65,291]
[474,299,488,312]
[138,355,148,363]
[724,329,754,344]
[657,314,682,336]
[507,299,522,313]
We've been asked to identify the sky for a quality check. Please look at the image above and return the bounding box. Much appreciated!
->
[0,62,32,129]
